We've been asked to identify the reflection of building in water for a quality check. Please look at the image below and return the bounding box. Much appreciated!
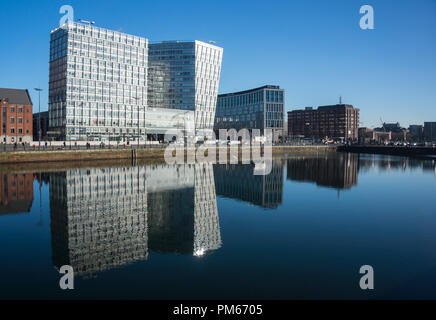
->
[358,155,436,176]
[193,164,221,256]
[147,164,221,256]
[50,167,148,278]
[0,173,34,216]
[147,164,195,254]
[213,161,284,208]
[286,153,359,190]
[50,163,221,277]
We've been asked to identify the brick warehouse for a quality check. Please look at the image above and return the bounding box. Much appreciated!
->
[0,88,33,144]
[287,104,360,141]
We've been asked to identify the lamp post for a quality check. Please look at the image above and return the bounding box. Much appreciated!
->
[34,88,43,150]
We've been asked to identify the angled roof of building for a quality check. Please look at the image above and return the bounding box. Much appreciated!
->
[0,88,33,105]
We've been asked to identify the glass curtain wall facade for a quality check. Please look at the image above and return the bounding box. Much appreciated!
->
[148,41,223,137]
[424,122,436,142]
[49,22,148,141]
[215,85,285,142]
[194,41,223,135]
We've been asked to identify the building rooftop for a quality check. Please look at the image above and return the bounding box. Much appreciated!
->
[150,40,223,50]
[318,104,356,109]
[51,21,148,41]
[289,104,357,113]
[218,85,282,98]
[0,88,32,106]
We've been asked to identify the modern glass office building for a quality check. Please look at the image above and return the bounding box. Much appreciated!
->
[215,85,285,141]
[49,21,223,141]
[49,22,148,141]
[148,41,223,138]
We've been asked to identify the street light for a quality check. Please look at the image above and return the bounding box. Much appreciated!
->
[34,88,43,149]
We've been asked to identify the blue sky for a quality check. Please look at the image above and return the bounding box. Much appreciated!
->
[0,0,435,127]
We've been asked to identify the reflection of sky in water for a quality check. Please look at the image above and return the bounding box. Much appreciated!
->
[0,153,435,299]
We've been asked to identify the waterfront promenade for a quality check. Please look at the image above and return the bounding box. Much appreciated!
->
[0,144,336,165]
[2,143,435,166]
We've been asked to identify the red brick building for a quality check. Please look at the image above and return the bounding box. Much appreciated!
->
[0,88,33,144]
[287,104,360,141]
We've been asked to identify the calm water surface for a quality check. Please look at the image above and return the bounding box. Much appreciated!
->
[1,153,436,299]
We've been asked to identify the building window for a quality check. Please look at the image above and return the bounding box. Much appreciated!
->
[10,117,15,123]
[11,107,15,113]
[18,118,23,124]
[18,128,23,134]
[18,107,23,113]
[10,128,15,134]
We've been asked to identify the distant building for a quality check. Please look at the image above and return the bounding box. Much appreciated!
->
[33,111,49,141]
[391,130,407,142]
[288,104,360,141]
[0,88,33,144]
[358,127,372,144]
[374,131,392,143]
[408,125,423,142]
[215,85,285,142]
[358,127,391,144]
[381,122,402,132]
[424,122,436,142]
[374,122,407,142]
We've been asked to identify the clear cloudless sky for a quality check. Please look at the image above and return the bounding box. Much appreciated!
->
[0,0,435,127]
